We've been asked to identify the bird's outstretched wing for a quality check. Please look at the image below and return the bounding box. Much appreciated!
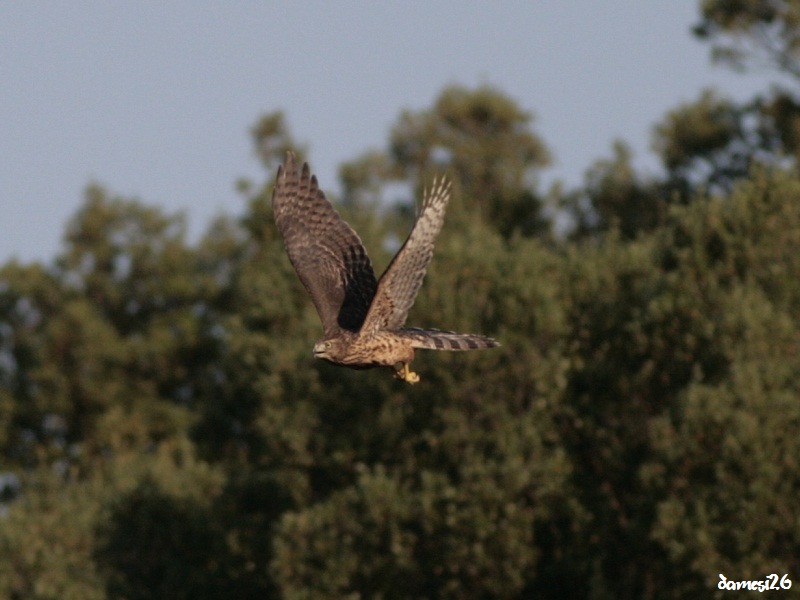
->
[272,152,377,336]
[361,177,451,333]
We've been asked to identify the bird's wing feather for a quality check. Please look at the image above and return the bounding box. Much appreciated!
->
[361,177,451,333]
[272,152,377,337]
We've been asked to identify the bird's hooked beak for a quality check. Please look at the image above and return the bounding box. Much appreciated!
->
[313,341,328,358]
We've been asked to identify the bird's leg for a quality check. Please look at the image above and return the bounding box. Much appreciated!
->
[393,362,420,384]
[403,362,420,384]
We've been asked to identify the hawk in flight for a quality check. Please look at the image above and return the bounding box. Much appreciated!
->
[272,152,499,384]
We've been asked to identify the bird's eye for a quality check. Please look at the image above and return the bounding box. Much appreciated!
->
[325,341,332,349]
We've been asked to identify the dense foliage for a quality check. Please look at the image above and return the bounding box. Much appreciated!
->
[2,6,799,598]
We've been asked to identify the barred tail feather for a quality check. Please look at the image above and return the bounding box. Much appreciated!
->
[399,327,500,351]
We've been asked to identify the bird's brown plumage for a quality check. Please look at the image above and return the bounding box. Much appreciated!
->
[272,153,376,337]
[272,151,498,383]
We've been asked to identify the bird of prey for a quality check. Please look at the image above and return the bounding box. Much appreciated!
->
[272,152,499,384]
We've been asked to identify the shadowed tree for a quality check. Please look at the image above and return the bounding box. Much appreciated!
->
[694,0,800,77]
[342,84,553,239]
[565,1,800,241]
[563,141,668,239]
[3,68,800,599]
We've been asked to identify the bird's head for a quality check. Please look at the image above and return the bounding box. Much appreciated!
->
[313,338,341,361]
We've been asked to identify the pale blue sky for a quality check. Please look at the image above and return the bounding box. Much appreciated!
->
[1,2,775,263]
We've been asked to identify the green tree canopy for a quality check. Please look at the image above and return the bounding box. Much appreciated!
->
[2,55,799,599]
[342,84,553,239]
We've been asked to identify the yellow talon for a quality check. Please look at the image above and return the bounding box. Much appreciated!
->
[394,363,420,384]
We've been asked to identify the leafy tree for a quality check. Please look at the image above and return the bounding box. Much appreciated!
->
[342,84,553,239]
[0,467,106,600]
[266,224,571,598]
[3,74,800,600]
[563,141,668,239]
[566,1,800,240]
[534,167,800,598]
[662,1,800,188]
[644,168,800,594]
[653,89,781,194]
[694,0,800,77]
[0,260,70,467]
